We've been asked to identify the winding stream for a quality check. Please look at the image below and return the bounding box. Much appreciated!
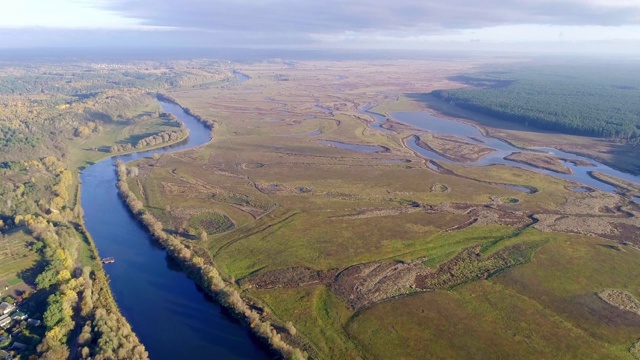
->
[363,106,640,193]
[81,99,270,358]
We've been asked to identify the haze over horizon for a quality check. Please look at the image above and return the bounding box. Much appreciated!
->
[1,0,639,54]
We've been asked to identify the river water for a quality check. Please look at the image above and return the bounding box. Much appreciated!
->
[362,106,640,193]
[81,85,270,358]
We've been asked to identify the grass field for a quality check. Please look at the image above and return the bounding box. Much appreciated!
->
[0,229,39,290]
[124,60,640,359]
[65,99,176,170]
[348,233,640,359]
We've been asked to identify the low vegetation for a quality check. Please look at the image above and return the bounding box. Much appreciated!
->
[598,290,640,316]
[124,60,640,359]
[3,57,640,360]
[116,161,305,359]
[416,134,494,162]
[505,151,572,174]
[0,59,231,358]
[589,171,640,198]
[188,211,234,235]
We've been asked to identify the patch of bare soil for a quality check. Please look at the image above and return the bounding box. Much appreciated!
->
[632,341,640,360]
[616,224,640,250]
[256,183,290,194]
[589,171,640,197]
[135,178,147,200]
[255,183,315,196]
[240,267,338,290]
[430,202,531,228]
[331,258,433,310]
[430,183,450,193]
[335,206,422,219]
[415,244,529,290]
[244,190,635,312]
[161,181,220,198]
[381,120,416,133]
[243,248,526,310]
[331,244,530,310]
[505,152,572,174]
[597,290,640,317]
[239,162,266,169]
[561,158,594,167]
[416,134,495,163]
[533,191,640,243]
[204,166,247,179]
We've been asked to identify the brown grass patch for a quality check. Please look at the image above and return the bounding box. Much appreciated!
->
[505,151,572,174]
[598,290,640,317]
[416,134,494,162]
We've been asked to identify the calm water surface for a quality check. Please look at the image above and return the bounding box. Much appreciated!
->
[81,99,270,360]
[364,108,640,194]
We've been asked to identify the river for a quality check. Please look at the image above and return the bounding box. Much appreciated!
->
[363,106,640,193]
[81,72,270,360]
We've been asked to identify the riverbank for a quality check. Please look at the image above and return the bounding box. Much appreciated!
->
[80,99,274,359]
[115,160,306,359]
[379,109,640,194]
[588,171,640,198]
[416,94,640,176]
[415,134,494,163]
[157,93,216,129]
[84,95,304,358]
[504,152,573,175]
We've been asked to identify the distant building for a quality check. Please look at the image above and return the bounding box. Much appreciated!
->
[10,312,26,321]
[0,303,14,315]
[26,319,40,327]
[0,315,11,328]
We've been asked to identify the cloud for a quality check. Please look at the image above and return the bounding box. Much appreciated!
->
[2,0,639,50]
[106,0,640,35]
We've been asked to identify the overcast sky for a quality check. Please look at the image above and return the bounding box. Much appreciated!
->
[1,0,639,53]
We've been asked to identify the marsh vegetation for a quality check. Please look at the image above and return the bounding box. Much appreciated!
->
[3,56,640,360]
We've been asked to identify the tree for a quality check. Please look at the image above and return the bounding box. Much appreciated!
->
[36,267,58,289]
[43,294,64,329]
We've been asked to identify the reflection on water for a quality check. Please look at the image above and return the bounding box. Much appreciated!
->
[80,100,269,360]
[232,70,250,82]
[373,110,639,194]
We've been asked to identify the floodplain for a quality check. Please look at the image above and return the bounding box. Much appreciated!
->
[123,60,640,359]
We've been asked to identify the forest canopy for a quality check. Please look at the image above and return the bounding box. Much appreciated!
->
[431,63,640,141]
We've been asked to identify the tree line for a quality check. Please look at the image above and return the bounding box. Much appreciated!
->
[431,65,640,141]
[2,155,149,359]
[116,161,306,360]
[0,60,235,358]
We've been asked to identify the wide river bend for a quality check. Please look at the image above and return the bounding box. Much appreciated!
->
[80,99,270,359]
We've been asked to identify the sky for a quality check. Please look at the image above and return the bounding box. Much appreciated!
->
[0,0,639,53]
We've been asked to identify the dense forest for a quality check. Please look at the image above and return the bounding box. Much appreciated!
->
[0,60,233,359]
[0,60,229,162]
[431,63,640,141]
